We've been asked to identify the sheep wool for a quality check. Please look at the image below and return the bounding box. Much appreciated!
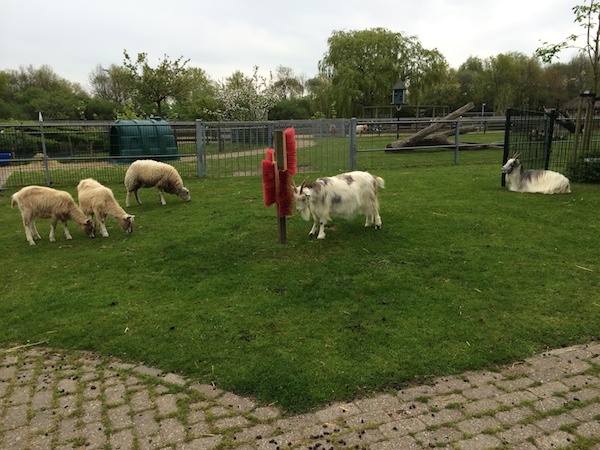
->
[11,185,96,245]
[124,159,191,206]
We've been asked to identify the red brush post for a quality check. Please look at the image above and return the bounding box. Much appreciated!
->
[284,128,297,175]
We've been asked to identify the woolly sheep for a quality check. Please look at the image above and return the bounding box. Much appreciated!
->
[11,185,96,245]
[77,178,134,237]
[124,160,191,207]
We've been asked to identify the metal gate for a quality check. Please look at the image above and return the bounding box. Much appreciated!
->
[502,108,579,186]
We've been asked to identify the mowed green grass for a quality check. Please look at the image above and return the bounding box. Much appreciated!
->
[1,163,599,414]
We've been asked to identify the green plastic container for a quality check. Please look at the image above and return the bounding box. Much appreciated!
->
[109,117,179,164]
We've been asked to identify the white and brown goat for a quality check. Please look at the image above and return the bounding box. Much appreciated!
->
[502,153,571,194]
[293,171,384,239]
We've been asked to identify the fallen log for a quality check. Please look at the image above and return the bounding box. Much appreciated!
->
[385,126,479,152]
[386,102,475,148]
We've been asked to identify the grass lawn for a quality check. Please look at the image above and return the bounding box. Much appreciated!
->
[1,162,599,414]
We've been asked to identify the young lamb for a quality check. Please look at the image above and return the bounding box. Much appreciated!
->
[124,159,191,207]
[77,178,134,237]
[502,153,571,194]
[11,185,96,245]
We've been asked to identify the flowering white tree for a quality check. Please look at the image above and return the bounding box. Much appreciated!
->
[212,67,279,121]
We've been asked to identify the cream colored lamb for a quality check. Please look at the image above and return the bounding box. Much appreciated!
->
[124,160,191,207]
[11,185,96,245]
[77,178,134,237]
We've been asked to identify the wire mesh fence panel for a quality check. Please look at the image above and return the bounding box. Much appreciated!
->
[1,117,510,189]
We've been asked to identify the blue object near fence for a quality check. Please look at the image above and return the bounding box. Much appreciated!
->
[109,117,179,164]
[0,153,11,166]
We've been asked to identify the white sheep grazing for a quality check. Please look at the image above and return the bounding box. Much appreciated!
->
[502,154,571,194]
[11,185,96,245]
[356,124,369,136]
[77,178,134,237]
[124,160,191,207]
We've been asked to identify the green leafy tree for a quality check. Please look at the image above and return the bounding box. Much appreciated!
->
[170,67,219,120]
[121,51,193,117]
[319,28,442,117]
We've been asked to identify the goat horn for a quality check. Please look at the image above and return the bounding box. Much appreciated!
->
[512,152,522,159]
[300,175,309,192]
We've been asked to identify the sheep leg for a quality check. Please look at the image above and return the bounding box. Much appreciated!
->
[133,190,142,205]
[125,191,131,208]
[49,218,57,242]
[22,217,36,245]
[59,219,73,241]
[157,189,166,205]
[95,211,109,237]
[31,219,42,240]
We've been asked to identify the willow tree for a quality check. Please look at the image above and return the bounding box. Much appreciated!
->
[319,28,426,118]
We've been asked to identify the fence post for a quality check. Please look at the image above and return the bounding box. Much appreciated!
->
[454,118,460,164]
[38,113,51,187]
[349,118,357,170]
[501,109,513,187]
[195,120,207,178]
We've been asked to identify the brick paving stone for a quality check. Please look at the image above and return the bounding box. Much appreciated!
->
[378,417,427,438]
[495,376,535,392]
[178,435,223,449]
[188,382,223,399]
[534,430,577,450]
[534,412,579,431]
[429,392,467,410]
[570,402,600,421]
[456,416,501,434]
[157,417,186,446]
[497,423,543,445]
[461,384,503,400]
[219,391,256,412]
[370,435,422,449]
[156,393,179,416]
[456,433,503,450]
[461,397,500,415]
[105,382,127,405]
[577,420,600,438]
[494,390,538,406]
[354,393,400,412]
[80,400,101,424]
[413,426,462,447]
[250,405,281,420]
[419,408,464,427]
[214,415,250,430]
[108,404,133,430]
[133,409,159,437]
[494,405,533,424]
[344,409,393,428]
[130,389,153,412]
[109,428,135,450]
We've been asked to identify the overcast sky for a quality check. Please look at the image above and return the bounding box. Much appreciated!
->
[1,0,581,92]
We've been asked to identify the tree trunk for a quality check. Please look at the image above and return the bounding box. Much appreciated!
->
[386,102,475,148]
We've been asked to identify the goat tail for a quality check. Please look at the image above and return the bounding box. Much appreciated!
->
[10,193,17,208]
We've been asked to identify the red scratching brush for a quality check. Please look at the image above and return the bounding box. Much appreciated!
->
[262,150,276,206]
[284,128,297,175]
[277,169,293,217]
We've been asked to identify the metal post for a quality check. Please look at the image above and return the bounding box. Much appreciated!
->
[454,119,460,164]
[38,113,51,187]
[349,118,357,171]
[195,120,207,178]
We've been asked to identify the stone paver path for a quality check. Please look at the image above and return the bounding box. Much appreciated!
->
[1,342,599,449]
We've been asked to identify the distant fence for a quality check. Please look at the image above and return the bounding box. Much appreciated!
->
[0,117,506,189]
